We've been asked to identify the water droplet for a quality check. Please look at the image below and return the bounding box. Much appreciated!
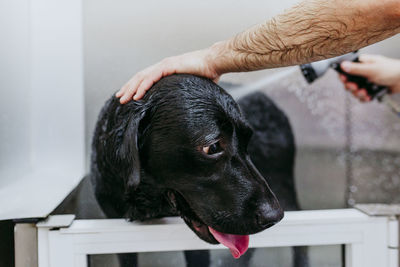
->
[348,199,356,206]
[349,186,358,193]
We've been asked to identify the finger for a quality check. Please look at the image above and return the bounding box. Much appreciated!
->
[351,88,362,98]
[358,54,380,63]
[115,90,123,98]
[339,74,347,83]
[119,94,132,104]
[134,65,168,100]
[360,92,372,102]
[120,77,143,104]
[345,82,359,92]
[117,80,135,98]
[116,83,130,98]
[133,78,155,100]
[357,89,369,101]
[341,61,374,77]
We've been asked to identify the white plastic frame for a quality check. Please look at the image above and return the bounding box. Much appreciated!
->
[36,209,399,267]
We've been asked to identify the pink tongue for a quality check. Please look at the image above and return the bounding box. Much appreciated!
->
[208,227,249,259]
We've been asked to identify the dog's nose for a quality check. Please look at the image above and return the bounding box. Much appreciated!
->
[255,203,284,228]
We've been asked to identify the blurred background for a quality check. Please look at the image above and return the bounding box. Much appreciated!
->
[1,0,400,266]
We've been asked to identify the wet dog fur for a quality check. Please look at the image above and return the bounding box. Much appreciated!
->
[53,74,307,266]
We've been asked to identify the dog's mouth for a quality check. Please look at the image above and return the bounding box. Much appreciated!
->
[167,190,249,259]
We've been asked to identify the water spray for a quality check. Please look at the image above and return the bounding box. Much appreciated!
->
[301,52,400,206]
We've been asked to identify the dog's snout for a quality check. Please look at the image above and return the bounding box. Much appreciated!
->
[255,203,284,228]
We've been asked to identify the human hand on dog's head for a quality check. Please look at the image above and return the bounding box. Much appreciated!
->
[339,54,400,102]
[116,49,220,104]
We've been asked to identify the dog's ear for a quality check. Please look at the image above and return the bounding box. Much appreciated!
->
[119,105,148,191]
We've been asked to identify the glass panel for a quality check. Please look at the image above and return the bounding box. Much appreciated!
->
[88,245,342,267]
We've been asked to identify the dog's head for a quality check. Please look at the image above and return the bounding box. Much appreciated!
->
[94,74,283,258]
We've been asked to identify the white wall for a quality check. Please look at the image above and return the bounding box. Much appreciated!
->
[0,0,32,184]
[0,0,85,220]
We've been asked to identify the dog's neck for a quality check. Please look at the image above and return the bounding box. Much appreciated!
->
[124,174,178,221]
[93,169,177,220]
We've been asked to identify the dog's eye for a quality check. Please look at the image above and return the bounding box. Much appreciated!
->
[203,141,222,155]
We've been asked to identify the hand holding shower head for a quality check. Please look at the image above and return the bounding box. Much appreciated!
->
[300,52,400,117]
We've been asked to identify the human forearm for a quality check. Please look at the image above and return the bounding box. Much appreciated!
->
[117,0,400,102]
[207,0,400,75]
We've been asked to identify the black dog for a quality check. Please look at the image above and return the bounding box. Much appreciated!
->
[54,74,306,266]
[93,73,282,243]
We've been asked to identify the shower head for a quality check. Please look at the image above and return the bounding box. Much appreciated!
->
[300,51,388,100]
[300,52,400,117]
